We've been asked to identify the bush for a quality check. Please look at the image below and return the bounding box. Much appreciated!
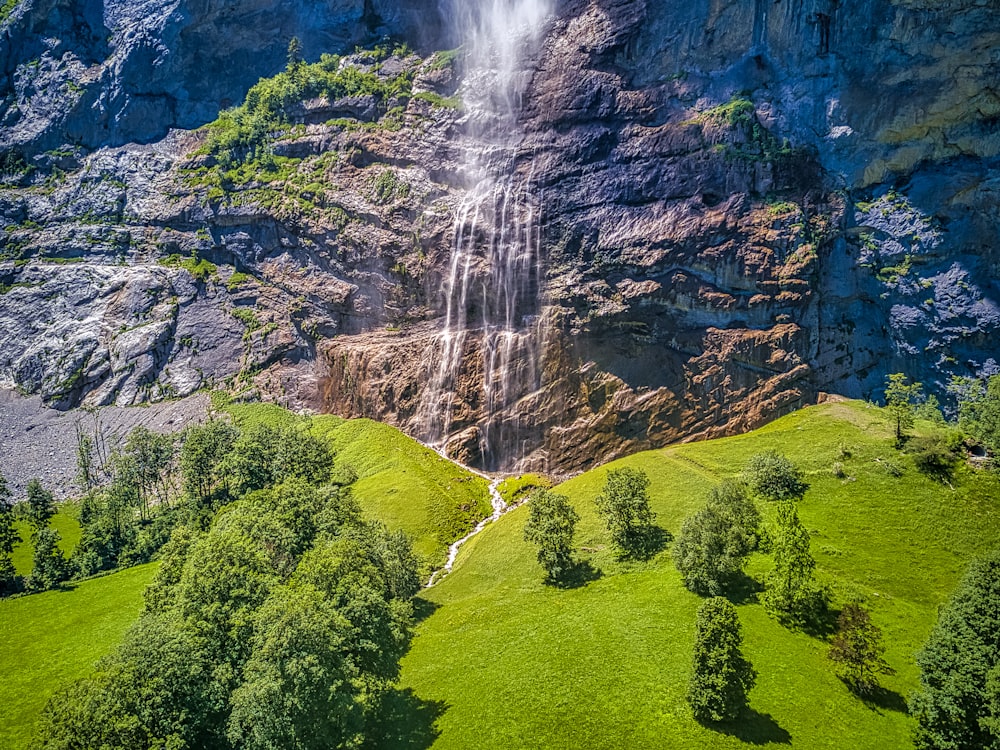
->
[743,451,808,501]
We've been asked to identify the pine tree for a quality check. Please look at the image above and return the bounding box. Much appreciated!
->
[688,597,756,722]
[25,478,55,533]
[762,501,826,627]
[0,472,21,595]
[828,602,894,695]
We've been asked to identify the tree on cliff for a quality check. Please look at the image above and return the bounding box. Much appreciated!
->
[884,372,922,444]
[595,467,657,558]
[688,597,756,723]
[673,481,761,596]
[523,489,579,583]
[910,549,1000,750]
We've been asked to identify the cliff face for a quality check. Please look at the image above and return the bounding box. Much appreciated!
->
[1,0,997,473]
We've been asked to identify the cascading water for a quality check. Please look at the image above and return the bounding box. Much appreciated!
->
[418,0,551,471]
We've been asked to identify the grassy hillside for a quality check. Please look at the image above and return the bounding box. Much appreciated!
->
[0,564,158,750]
[11,506,81,576]
[223,403,491,569]
[395,401,1000,749]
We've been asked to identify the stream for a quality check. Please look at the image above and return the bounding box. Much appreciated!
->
[425,468,523,587]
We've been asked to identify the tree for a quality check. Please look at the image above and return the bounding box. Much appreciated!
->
[180,420,238,503]
[828,602,894,695]
[0,472,21,595]
[673,481,761,596]
[29,527,69,591]
[743,451,808,501]
[117,426,174,518]
[957,373,1000,455]
[523,489,579,582]
[594,467,656,556]
[910,549,1000,750]
[884,372,923,444]
[761,501,826,627]
[25,478,55,533]
[287,36,304,70]
[688,597,756,723]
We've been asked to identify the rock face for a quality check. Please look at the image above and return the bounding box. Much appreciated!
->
[1,0,998,473]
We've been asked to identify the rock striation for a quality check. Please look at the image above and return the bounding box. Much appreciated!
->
[0,0,997,473]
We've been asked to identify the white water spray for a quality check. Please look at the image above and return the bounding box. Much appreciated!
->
[419,0,552,471]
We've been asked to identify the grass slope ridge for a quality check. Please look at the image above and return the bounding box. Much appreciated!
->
[222,403,491,570]
[0,564,158,750]
[397,401,1000,749]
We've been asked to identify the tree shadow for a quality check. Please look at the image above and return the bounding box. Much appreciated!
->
[620,525,672,562]
[365,688,447,750]
[798,601,840,639]
[710,709,792,745]
[549,559,603,589]
[411,596,440,625]
[722,572,763,605]
[858,685,909,715]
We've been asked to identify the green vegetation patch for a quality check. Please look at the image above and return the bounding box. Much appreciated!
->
[397,401,1000,748]
[11,506,80,576]
[0,563,157,750]
[222,403,491,570]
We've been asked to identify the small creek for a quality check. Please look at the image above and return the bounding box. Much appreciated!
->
[425,464,526,587]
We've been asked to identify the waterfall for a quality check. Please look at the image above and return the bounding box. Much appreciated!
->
[418,0,551,471]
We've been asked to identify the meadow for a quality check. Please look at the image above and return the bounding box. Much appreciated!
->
[3,400,997,749]
[395,401,1000,749]
[0,564,158,750]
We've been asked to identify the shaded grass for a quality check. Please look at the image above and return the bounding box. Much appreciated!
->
[396,401,1000,749]
[0,563,158,750]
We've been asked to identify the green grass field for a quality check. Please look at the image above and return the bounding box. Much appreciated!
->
[11,506,81,576]
[394,401,1000,749]
[0,564,158,750]
[3,401,997,749]
[223,403,491,571]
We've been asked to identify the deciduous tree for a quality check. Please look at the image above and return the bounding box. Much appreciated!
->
[884,372,923,444]
[828,601,894,695]
[688,597,756,722]
[595,467,656,557]
[673,481,761,596]
[523,489,579,582]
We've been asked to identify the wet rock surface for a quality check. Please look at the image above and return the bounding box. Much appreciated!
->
[0,0,998,473]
